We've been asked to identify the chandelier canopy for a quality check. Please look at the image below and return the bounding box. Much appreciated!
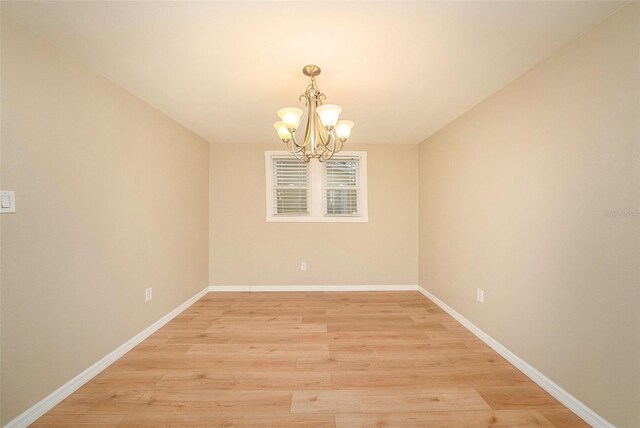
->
[274,65,354,162]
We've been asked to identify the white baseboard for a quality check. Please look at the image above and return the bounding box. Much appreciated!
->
[416,286,612,428]
[209,284,419,292]
[4,286,210,428]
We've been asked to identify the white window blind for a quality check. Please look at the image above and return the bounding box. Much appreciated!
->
[272,157,310,216]
[265,151,367,222]
[323,158,360,217]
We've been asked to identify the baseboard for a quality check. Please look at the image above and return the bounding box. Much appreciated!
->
[209,284,419,292]
[4,286,210,428]
[416,286,613,428]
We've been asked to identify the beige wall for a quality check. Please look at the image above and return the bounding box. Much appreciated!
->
[0,17,209,423]
[210,143,418,286]
[418,3,639,426]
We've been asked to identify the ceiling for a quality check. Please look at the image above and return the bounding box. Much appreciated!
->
[1,1,624,145]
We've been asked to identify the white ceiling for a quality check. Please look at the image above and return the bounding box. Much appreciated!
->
[1,1,624,145]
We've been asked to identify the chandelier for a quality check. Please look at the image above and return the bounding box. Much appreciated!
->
[274,65,354,162]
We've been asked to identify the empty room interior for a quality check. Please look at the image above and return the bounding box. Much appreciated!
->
[1,1,639,427]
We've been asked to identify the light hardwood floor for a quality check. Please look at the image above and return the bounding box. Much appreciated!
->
[34,292,588,427]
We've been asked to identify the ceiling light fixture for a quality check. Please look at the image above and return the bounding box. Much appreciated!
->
[274,65,354,162]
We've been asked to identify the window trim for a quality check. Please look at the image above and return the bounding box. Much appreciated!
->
[265,150,368,223]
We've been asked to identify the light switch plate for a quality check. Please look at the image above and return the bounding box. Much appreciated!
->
[0,191,15,213]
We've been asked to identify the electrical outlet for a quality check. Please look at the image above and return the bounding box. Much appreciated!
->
[476,288,484,303]
[300,261,307,271]
[145,288,153,302]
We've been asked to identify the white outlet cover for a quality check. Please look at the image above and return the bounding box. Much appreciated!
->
[301,262,307,271]
[476,288,484,303]
[145,288,153,302]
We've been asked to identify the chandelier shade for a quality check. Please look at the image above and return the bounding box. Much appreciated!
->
[335,120,354,140]
[277,107,304,131]
[273,65,354,162]
[316,104,342,128]
[273,121,292,141]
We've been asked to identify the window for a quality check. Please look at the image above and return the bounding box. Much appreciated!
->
[272,158,310,216]
[324,158,360,216]
[265,151,368,222]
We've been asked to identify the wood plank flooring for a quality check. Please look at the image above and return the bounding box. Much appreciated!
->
[33,292,588,427]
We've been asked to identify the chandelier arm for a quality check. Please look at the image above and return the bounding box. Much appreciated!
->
[290,131,307,151]
[318,132,331,160]
[288,134,307,160]
[289,141,306,161]
[316,130,331,162]
[314,136,326,161]
[320,131,338,161]
[297,105,309,139]
[318,124,330,148]
[288,127,306,151]
[333,128,345,153]
[289,103,311,151]
[298,94,311,140]
[285,139,305,155]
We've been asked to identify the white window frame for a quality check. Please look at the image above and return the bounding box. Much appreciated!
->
[265,150,368,223]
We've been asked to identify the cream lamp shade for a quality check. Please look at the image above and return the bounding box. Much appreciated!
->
[335,120,354,141]
[277,107,304,131]
[316,104,342,128]
[273,121,292,140]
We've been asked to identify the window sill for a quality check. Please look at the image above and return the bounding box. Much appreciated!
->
[266,216,369,223]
